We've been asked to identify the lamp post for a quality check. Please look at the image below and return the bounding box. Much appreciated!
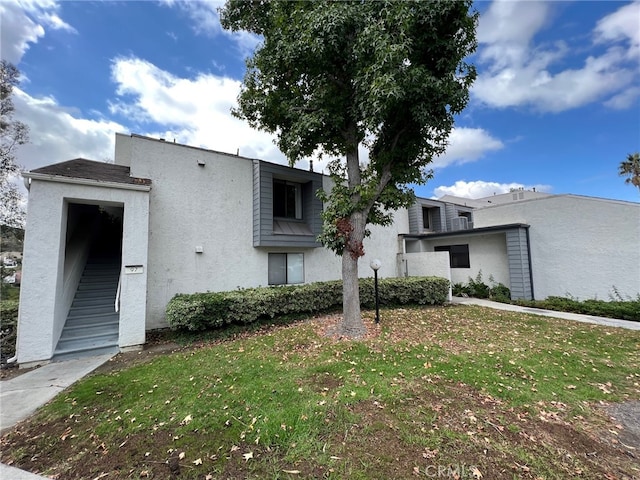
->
[370,259,381,324]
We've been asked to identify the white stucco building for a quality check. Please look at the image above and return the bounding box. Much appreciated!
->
[15,134,640,366]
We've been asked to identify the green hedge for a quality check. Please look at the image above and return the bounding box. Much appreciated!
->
[1,300,19,358]
[166,276,450,331]
[513,296,640,322]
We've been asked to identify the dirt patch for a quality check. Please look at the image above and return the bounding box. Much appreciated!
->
[335,381,638,479]
[605,401,640,450]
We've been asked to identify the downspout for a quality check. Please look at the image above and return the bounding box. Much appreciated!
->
[525,226,535,300]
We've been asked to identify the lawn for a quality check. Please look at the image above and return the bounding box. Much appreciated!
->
[1,305,639,479]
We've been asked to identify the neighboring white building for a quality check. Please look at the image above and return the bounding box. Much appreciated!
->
[15,133,640,366]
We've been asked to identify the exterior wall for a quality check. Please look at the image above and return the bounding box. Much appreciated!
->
[120,135,411,329]
[17,179,150,364]
[401,251,452,300]
[424,233,509,287]
[473,195,640,300]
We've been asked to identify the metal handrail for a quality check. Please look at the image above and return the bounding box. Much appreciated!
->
[115,270,122,313]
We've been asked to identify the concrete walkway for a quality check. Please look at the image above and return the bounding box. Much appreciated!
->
[0,353,115,479]
[451,296,640,330]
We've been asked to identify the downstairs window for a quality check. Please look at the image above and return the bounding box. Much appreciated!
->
[434,244,470,268]
[268,253,304,285]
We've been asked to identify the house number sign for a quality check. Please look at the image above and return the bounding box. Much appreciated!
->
[124,265,144,274]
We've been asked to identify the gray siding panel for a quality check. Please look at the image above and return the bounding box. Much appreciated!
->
[253,160,322,248]
[408,204,419,234]
[408,199,445,234]
[506,228,533,300]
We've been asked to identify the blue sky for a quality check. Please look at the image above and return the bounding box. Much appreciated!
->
[2,0,639,202]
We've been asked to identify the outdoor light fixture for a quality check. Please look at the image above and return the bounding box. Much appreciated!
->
[370,259,381,324]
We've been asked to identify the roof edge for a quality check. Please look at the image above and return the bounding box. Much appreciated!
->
[24,172,152,192]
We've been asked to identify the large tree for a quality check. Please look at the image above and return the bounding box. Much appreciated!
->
[221,1,477,336]
[1,60,29,228]
[619,152,640,191]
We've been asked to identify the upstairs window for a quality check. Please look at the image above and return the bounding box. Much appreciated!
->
[274,179,302,219]
[435,244,470,268]
[422,207,430,229]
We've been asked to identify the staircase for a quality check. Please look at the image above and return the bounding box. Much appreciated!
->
[54,254,121,360]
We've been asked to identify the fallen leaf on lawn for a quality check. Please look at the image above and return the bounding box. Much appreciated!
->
[243,451,253,461]
[179,452,186,460]
[139,471,149,478]
[205,475,213,480]
[283,470,301,474]
[193,458,202,465]
[182,414,193,425]
[230,445,239,452]
[471,466,482,478]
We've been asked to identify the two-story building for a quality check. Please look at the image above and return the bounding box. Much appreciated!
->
[15,133,640,366]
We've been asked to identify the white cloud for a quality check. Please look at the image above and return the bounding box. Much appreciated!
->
[108,56,286,164]
[13,88,123,170]
[108,57,507,176]
[473,0,640,112]
[0,0,75,63]
[433,127,504,168]
[433,180,551,199]
[594,0,640,59]
[161,0,261,57]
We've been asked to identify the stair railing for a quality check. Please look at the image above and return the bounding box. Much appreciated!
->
[115,269,122,313]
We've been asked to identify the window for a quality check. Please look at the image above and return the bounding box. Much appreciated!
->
[268,253,304,285]
[434,244,470,268]
[422,207,430,229]
[273,179,302,219]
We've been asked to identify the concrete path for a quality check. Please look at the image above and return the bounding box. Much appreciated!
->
[0,353,115,479]
[451,296,640,330]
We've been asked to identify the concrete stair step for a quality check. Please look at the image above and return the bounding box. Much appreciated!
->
[65,312,119,327]
[59,323,118,340]
[77,282,118,291]
[55,333,118,352]
[68,304,116,316]
[53,341,119,361]
[63,319,119,333]
[71,295,116,308]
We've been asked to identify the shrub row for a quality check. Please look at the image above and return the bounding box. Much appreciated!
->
[166,276,450,331]
[0,300,19,359]
[452,271,511,302]
[513,296,640,322]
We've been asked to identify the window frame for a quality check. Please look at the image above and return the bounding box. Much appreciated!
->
[434,244,470,268]
[422,207,430,230]
[268,253,305,285]
[273,179,303,220]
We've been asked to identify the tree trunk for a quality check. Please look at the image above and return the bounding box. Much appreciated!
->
[339,210,366,337]
[338,124,367,337]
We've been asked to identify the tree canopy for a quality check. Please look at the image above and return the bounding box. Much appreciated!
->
[619,152,640,191]
[1,60,29,228]
[221,0,478,336]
